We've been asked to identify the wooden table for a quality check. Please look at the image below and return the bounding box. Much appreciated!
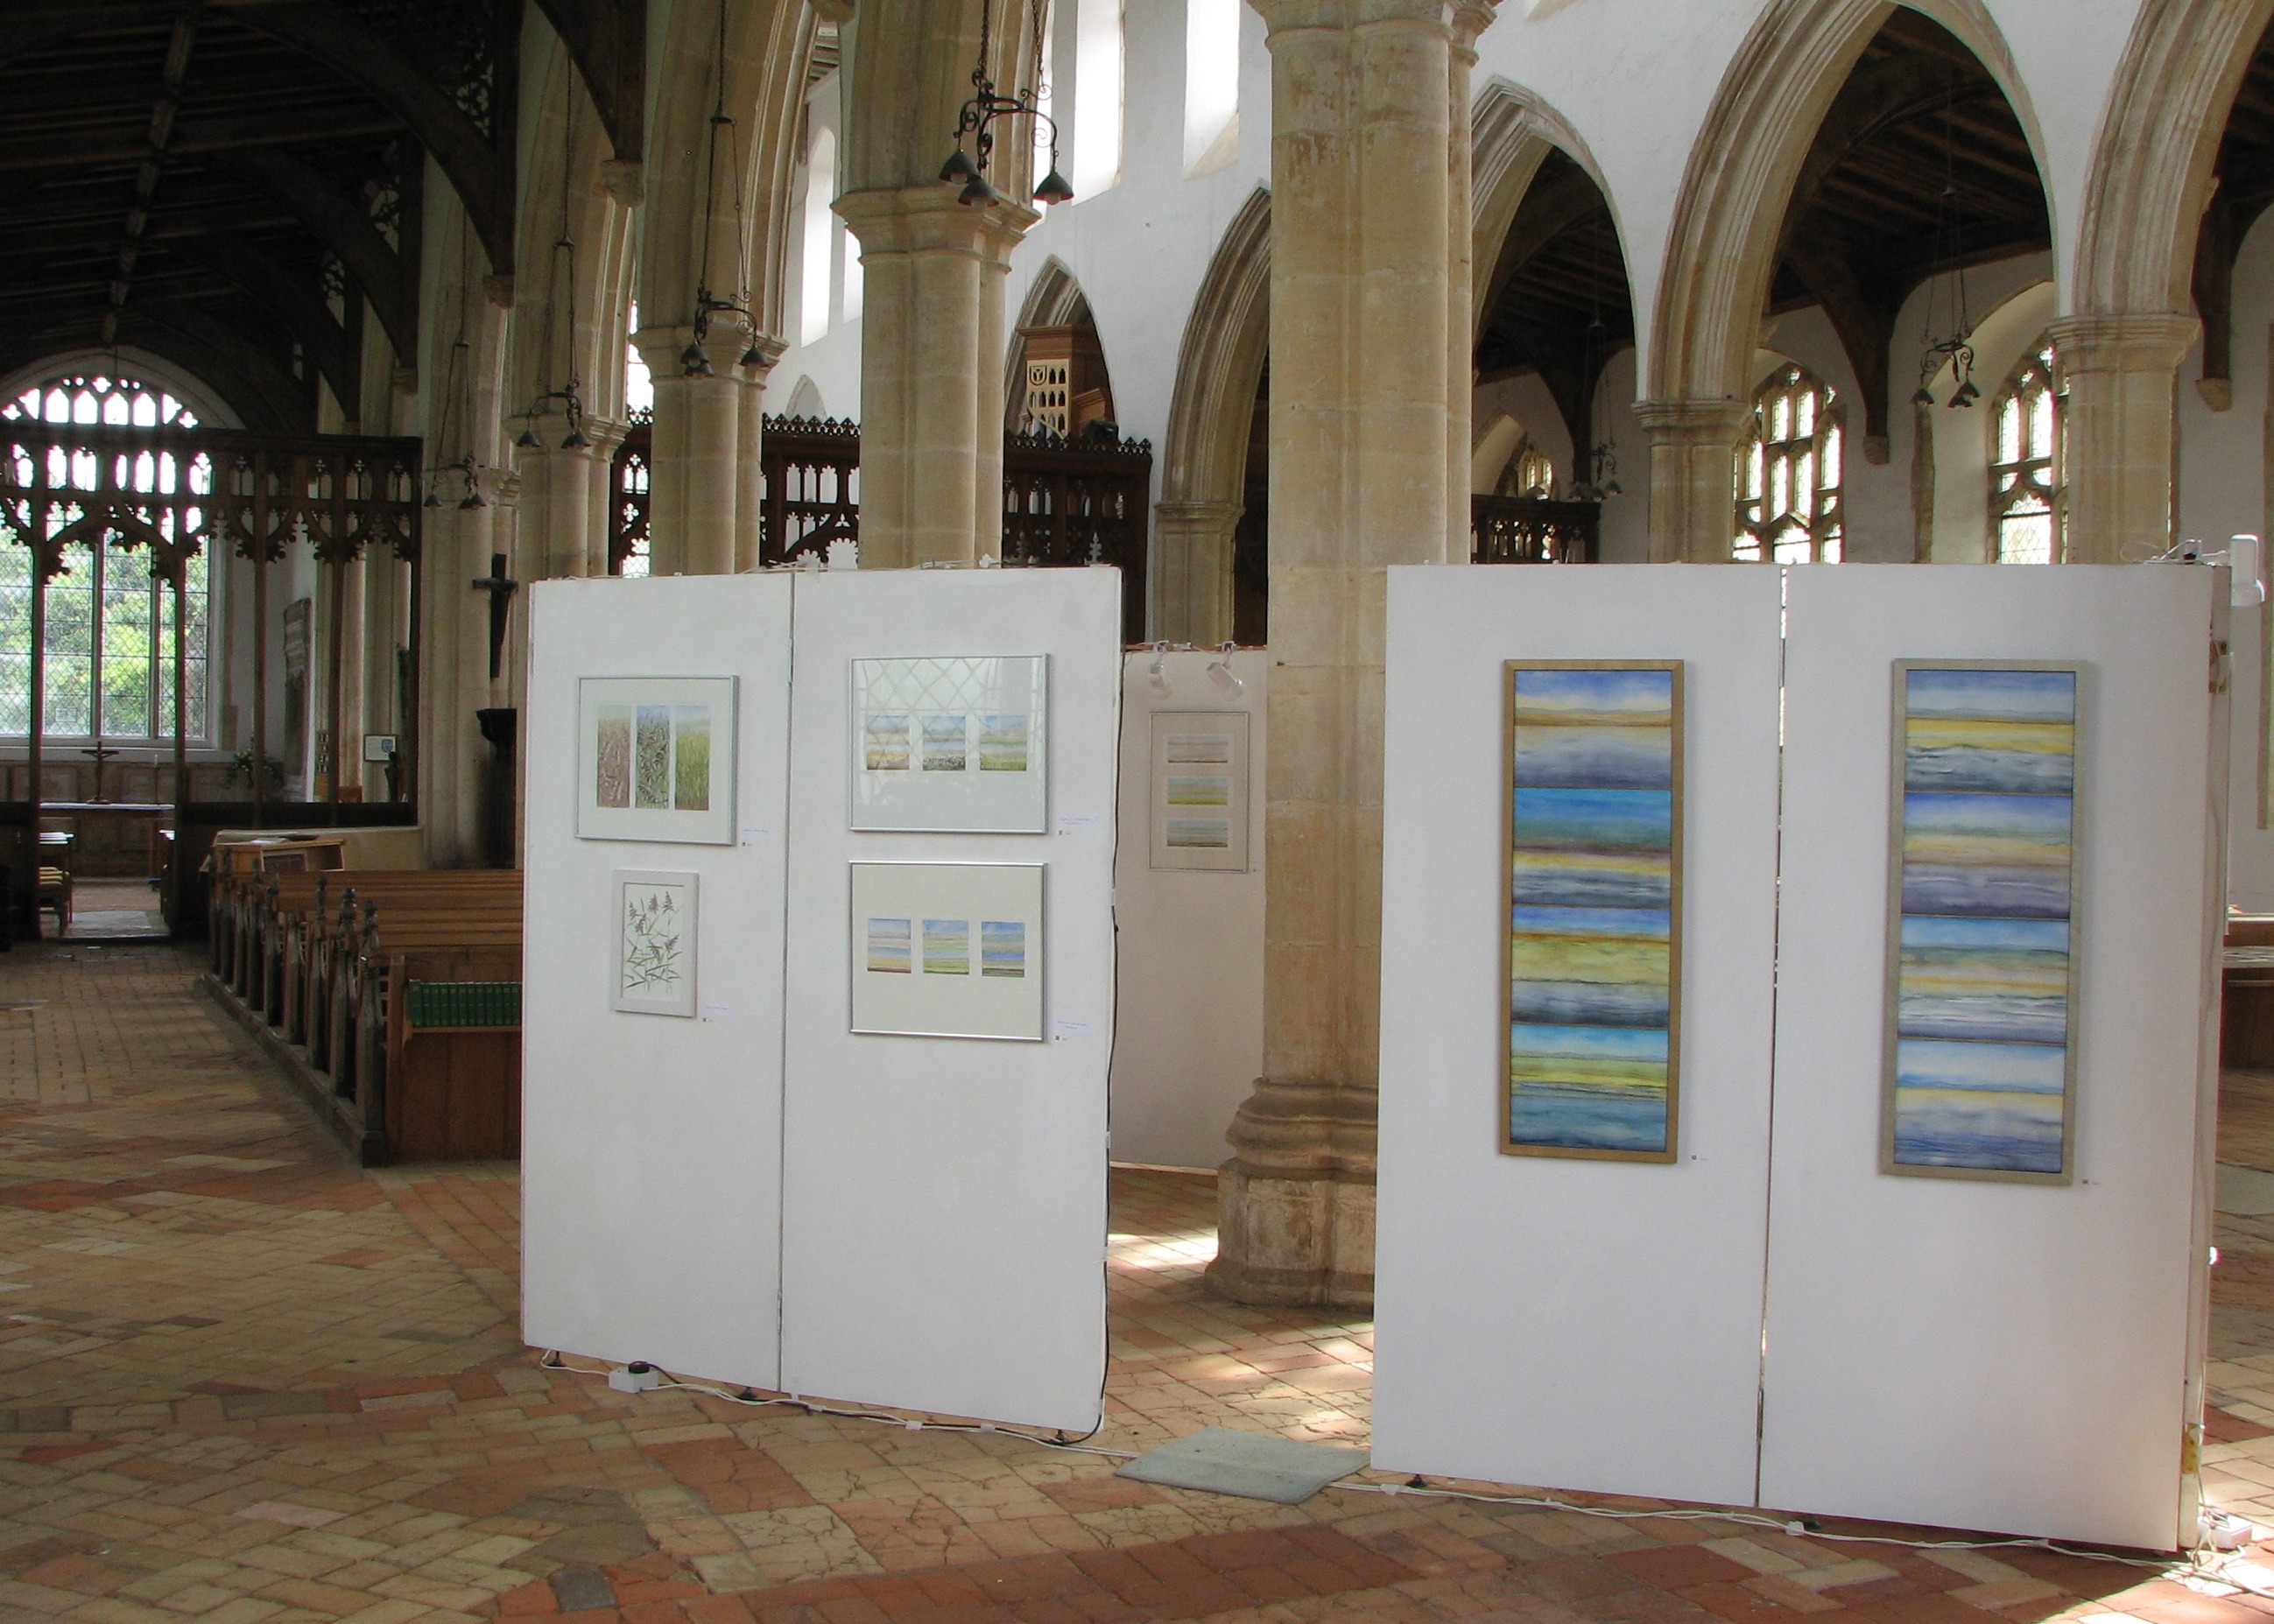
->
[38,802,170,878]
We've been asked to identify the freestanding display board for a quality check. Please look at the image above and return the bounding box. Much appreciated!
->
[1373,565,1786,1508]
[779,568,1118,1434]
[1373,561,2224,1548]
[1760,565,2223,1550]
[522,574,793,1390]
[521,568,1118,1431]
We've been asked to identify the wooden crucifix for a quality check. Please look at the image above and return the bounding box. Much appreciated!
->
[470,552,518,681]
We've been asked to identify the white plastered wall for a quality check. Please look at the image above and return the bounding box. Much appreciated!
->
[1109,647,1268,1170]
[520,573,793,1390]
[778,567,1119,1433]
[1762,564,2224,1550]
[1374,563,1785,1508]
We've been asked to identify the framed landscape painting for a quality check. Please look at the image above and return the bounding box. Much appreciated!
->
[1502,661,1683,1163]
[613,870,699,1017]
[1883,661,2082,1184]
[848,861,1045,1041]
[1148,711,1251,872]
[848,656,1048,833]
[577,677,736,844]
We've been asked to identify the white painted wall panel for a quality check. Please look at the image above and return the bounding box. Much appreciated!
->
[778,568,1118,1432]
[1373,564,1785,1508]
[521,573,793,1390]
[1109,648,1267,1170]
[1762,564,2222,1550]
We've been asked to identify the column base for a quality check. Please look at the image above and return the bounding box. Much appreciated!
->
[1206,1077,1376,1309]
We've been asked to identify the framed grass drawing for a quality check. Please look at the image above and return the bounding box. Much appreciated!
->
[1148,711,1251,872]
[577,677,736,844]
[1883,661,2082,1184]
[849,656,1048,833]
[849,861,1045,1041]
[1503,661,1682,1163]
[613,870,698,1017]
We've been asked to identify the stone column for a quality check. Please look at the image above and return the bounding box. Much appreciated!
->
[583,418,628,577]
[737,345,784,572]
[1209,0,1473,1310]
[838,186,1035,566]
[416,472,502,867]
[519,424,595,581]
[634,329,746,576]
[1637,398,1751,562]
[1152,499,1243,645]
[336,554,366,798]
[2048,312,2198,564]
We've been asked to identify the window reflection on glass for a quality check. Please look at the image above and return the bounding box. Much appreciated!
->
[1735,364,1843,564]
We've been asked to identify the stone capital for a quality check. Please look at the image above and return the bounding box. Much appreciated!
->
[835,184,1038,263]
[596,158,644,207]
[1154,498,1245,533]
[1634,396,1752,448]
[2045,311,2200,381]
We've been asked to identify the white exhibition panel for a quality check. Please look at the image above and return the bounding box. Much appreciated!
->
[1373,565,1785,1508]
[779,569,1117,1432]
[521,574,792,1390]
[1109,649,1268,1170]
[1761,566,2223,1550]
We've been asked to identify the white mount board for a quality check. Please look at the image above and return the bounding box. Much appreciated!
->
[1373,565,1785,1507]
[779,568,1117,1432]
[521,574,792,1390]
[1761,565,2223,1550]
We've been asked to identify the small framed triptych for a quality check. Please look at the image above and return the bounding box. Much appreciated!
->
[578,677,737,844]
[849,861,1045,1041]
[1148,712,1250,872]
[848,656,1048,833]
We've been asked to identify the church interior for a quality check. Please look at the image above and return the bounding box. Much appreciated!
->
[11,0,2274,1620]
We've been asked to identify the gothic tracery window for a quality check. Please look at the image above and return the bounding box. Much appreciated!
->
[1990,339,2061,565]
[1735,364,1843,563]
[1,374,213,742]
[1496,437,1557,500]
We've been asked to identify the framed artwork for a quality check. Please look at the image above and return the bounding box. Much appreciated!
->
[1148,712,1251,872]
[1503,661,1682,1163]
[577,677,736,844]
[849,861,1045,1041]
[1883,662,2082,1183]
[613,870,699,1017]
[849,656,1048,833]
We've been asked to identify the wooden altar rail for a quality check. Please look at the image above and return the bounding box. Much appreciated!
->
[0,420,422,939]
[205,867,520,1164]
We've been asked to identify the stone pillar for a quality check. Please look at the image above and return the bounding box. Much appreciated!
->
[1637,398,1751,562]
[1209,0,1473,1310]
[634,329,746,576]
[336,554,366,797]
[736,346,783,572]
[1153,499,1243,645]
[582,418,628,578]
[417,471,503,867]
[2048,312,2198,564]
[519,424,595,581]
[838,186,1035,566]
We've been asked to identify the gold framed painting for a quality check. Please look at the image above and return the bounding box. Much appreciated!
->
[1881,660,2083,1185]
[1502,660,1683,1163]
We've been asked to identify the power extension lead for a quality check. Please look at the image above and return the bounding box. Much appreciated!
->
[2204,1511,2257,1551]
[609,1361,661,1394]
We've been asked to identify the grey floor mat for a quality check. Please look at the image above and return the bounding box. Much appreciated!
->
[1116,1426,1371,1505]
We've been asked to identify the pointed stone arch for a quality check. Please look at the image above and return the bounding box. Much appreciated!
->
[1158,189,1271,645]
[1469,80,1623,345]
[1003,257,1100,432]
[1644,0,2045,559]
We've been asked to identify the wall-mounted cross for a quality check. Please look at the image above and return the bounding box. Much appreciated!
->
[470,552,519,681]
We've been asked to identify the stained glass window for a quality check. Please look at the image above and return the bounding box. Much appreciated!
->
[1990,340,2061,565]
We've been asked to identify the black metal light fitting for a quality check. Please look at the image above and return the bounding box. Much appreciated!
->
[940,0,1074,207]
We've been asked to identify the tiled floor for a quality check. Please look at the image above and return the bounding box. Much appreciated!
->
[2,942,2271,1623]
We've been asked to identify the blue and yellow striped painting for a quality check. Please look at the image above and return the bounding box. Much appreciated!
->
[1505,664,1681,1159]
[1888,664,2078,1178]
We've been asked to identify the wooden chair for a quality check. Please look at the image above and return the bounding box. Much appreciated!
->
[35,830,72,936]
